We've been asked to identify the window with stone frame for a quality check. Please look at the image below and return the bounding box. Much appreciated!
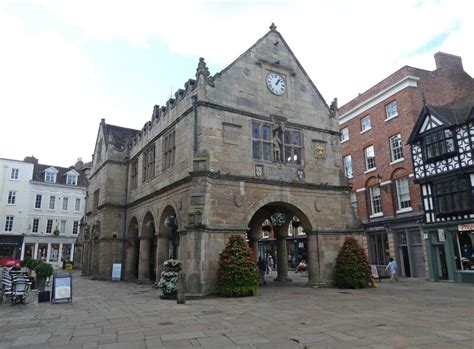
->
[62,197,68,211]
[143,143,156,181]
[35,194,42,209]
[4,216,14,232]
[395,177,411,211]
[284,129,302,165]
[46,219,53,234]
[32,218,39,233]
[385,100,399,120]
[73,221,79,234]
[364,145,376,171]
[10,168,19,180]
[434,176,472,217]
[130,159,138,189]
[49,195,56,210]
[423,128,455,162]
[7,190,16,204]
[369,185,382,216]
[360,115,371,132]
[75,198,81,211]
[252,122,272,162]
[341,127,349,142]
[163,130,176,171]
[389,134,404,162]
[343,155,353,178]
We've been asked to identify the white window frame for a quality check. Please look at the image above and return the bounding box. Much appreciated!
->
[389,134,404,163]
[73,221,79,235]
[62,197,69,211]
[46,219,53,234]
[49,196,56,210]
[364,145,376,171]
[360,115,372,133]
[32,218,40,233]
[45,171,56,183]
[66,174,77,186]
[350,192,358,213]
[343,155,353,178]
[75,198,81,212]
[7,190,16,205]
[385,100,399,120]
[60,220,67,235]
[4,216,14,232]
[35,194,42,209]
[341,127,349,143]
[395,177,412,212]
[369,186,383,217]
[10,168,19,180]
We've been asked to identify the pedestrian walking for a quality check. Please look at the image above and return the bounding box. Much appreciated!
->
[385,258,398,282]
[266,255,274,276]
[258,257,267,285]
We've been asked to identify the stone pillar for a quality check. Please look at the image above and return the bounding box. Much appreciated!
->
[124,239,138,280]
[155,234,170,282]
[58,243,63,263]
[34,243,39,259]
[46,243,51,262]
[307,231,322,286]
[274,228,291,282]
[20,242,25,260]
[137,237,151,283]
[249,239,258,257]
[70,243,75,261]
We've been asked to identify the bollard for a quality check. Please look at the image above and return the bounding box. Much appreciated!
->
[176,271,186,304]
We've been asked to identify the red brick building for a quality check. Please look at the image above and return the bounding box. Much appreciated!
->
[338,52,474,277]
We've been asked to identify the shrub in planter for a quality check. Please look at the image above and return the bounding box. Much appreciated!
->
[335,237,370,289]
[157,259,181,299]
[21,256,32,268]
[217,235,258,297]
[34,262,53,291]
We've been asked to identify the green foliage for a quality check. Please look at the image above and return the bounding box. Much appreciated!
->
[34,262,53,279]
[217,235,258,297]
[21,256,32,268]
[335,237,370,289]
[28,259,40,270]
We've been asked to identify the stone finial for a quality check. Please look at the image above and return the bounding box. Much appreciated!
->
[152,105,160,119]
[329,98,338,118]
[269,23,277,31]
[196,57,210,78]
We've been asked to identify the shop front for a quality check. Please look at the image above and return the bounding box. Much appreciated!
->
[424,222,474,284]
[0,235,23,265]
[21,236,76,268]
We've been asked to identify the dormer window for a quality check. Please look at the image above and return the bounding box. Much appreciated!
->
[66,174,77,186]
[423,128,455,162]
[45,171,56,183]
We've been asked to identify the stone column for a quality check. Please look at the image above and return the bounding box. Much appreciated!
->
[20,242,25,260]
[34,243,39,259]
[70,243,75,261]
[124,239,138,280]
[58,243,63,263]
[274,227,291,282]
[155,234,170,282]
[307,231,321,286]
[137,237,151,283]
[249,239,258,257]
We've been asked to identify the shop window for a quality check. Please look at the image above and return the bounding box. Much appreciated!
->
[368,233,390,265]
[453,231,473,270]
[50,244,60,262]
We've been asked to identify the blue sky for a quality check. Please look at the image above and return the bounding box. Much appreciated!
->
[0,0,472,166]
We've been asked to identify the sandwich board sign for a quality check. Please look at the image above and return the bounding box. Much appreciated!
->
[52,272,73,303]
[111,263,122,281]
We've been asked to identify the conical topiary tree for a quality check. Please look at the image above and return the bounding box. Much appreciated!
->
[335,237,370,289]
[217,235,259,297]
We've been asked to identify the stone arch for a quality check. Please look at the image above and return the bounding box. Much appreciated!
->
[154,204,180,282]
[140,211,156,238]
[390,167,409,180]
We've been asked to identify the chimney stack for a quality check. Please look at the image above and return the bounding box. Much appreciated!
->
[434,52,463,71]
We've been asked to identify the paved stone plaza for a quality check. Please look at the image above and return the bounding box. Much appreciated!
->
[1,271,472,349]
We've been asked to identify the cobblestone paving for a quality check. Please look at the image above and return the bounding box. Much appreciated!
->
[0,270,472,348]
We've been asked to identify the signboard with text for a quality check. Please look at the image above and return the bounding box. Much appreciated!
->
[52,272,72,303]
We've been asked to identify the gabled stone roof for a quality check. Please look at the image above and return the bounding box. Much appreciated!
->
[103,123,139,149]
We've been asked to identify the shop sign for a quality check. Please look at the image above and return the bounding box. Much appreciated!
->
[437,229,445,242]
[458,223,474,232]
[52,272,72,303]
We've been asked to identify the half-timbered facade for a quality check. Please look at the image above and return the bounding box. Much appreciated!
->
[408,93,474,283]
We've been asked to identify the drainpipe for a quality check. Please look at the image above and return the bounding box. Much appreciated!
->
[192,95,198,156]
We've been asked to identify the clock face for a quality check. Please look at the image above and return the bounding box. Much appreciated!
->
[266,72,286,96]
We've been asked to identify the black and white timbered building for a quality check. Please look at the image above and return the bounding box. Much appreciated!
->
[408,93,474,283]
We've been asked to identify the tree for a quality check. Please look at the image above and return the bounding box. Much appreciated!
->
[335,237,370,289]
[217,235,258,297]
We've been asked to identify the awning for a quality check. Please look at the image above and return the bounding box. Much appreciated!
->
[0,235,24,246]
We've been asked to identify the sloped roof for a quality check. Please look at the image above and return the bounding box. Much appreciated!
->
[103,124,139,149]
[408,92,474,143]
[32,163,87,187]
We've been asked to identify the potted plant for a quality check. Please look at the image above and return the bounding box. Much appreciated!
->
[335,237,370,289]
[217,235,258,297]
[53,227,60,236]
[34,261,53,292]
[157,259,181,299]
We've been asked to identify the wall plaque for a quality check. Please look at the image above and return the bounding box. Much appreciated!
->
[313,140,327,159]
[222,123,241,145]
[255,164,263,177]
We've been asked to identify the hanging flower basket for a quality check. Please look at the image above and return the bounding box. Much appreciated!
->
[164,215,177,229]
[270,212,287,227]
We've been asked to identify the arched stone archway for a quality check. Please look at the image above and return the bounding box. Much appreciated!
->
[137,212,156,283]
[154,205,179,281]
[124,217,139,280]
[246,201,314,284]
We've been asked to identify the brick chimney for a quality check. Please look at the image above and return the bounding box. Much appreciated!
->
[24,156,38,164]
[434,52,463,71]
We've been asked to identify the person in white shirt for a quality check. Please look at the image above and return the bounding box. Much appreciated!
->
[385,258,398,282]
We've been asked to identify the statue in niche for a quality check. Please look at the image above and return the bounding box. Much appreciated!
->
[272,122,283,162]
